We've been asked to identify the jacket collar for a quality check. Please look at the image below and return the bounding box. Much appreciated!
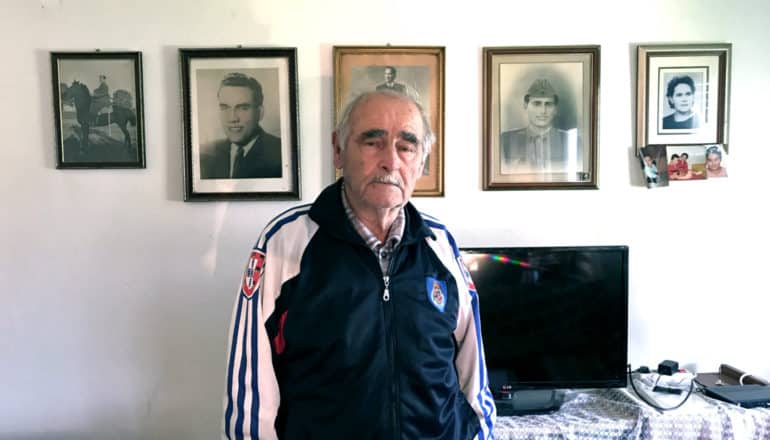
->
[309,178,435,246]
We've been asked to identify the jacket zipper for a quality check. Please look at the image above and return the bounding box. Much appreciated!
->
[381,249,401,440]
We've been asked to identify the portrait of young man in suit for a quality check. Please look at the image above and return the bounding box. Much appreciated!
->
[199,72,282,179]
[375,66,407,94]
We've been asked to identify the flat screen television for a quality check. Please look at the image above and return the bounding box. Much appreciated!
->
[460,246,629,414]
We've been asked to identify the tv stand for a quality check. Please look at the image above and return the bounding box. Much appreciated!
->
[494,389,565,416]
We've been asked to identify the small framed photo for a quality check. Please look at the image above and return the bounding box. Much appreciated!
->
[665,145,707,181]
[636,43,731,150]
[51,51,145,169]
[639,145,669,188]
[333,46,445,196]
[180,48,300,201]
[483,45,599,190]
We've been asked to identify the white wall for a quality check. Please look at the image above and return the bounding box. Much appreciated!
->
[2,0,768,438]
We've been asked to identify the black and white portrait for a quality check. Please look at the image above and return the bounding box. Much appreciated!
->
[658,69,706,132]
[181,48,300,201]
[52,52,145,168]
[347,65,429,112]
[194,69,283,180]
[498,62,586,176]
[483,46,599,190]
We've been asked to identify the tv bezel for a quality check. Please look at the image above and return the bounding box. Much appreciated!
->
[461,245,630,391]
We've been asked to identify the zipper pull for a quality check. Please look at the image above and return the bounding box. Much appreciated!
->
[382,275,390,302]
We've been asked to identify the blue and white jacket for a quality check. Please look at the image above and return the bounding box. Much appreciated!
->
[223,180,496,439]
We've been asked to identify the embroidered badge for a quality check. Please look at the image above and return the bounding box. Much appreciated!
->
[242,249,266,299]
[426,277,447,313]
[456,255,476,291]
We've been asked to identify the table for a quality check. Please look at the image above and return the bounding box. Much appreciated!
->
[492,387,770,439]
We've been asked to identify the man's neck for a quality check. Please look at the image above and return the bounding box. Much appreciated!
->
[343,188,401,243]
[527,125,552,136]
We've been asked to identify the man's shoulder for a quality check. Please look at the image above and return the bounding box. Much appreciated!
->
[500,127,529,147]
[259,130,282,148]
[257,203,316,249]
[502,127,528,136]
[201,138,230,155]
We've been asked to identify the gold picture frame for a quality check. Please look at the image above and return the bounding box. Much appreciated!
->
[333,46,445,197]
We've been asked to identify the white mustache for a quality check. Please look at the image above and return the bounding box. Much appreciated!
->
[370,175,403,188]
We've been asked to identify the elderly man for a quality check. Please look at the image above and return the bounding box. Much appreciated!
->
[200,72,282,179]
[500,78,578,174]
[223,91,496,440]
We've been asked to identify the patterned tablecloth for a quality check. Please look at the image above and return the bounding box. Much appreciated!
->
[493,388,770,439]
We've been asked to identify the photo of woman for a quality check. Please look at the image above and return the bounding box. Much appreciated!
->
[662,75,700,129]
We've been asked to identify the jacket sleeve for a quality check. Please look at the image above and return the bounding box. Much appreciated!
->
[222,243,281,440]
[426,226,497,439]
[452,247,497,440]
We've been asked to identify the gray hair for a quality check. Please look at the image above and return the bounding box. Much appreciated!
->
[334,90,435,164]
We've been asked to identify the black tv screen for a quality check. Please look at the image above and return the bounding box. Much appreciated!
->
[461,246,629,391]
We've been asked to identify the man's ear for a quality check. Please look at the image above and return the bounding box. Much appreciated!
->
[258,105,265,121]
[332,131,343,169]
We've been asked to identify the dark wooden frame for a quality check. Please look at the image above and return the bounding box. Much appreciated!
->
[180,47,300,201]
[51,51,146,169]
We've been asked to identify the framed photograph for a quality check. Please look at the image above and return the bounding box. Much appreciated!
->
[636,44,731,150]
[180,48,300,201]
[483,46,599,190]
[51,51,145,169]
[333,46,444,196]
[665,145,707,181]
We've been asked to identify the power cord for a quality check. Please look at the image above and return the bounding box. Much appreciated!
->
[627,364,696,411]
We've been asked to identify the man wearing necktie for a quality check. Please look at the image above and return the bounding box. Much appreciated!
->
[500,78,579,175]
[375,66,407,94]
[200,72,282,179]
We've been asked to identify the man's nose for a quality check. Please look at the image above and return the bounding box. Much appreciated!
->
[225,109,239,122]
[379,141,401,171]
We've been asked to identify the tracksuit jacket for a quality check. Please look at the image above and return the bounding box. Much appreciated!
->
[223,180,496,439]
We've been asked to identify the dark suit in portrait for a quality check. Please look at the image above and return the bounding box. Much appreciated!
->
[376,82,407,94]
[500,127,577,173]
[200,127,282,179]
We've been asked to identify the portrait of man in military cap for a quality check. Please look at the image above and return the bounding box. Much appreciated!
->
[500,78,580,174]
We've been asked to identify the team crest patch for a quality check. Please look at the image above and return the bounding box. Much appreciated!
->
[425,277,447,313]
[242,250,266,299]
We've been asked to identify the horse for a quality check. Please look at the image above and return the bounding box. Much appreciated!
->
[61,81,137,151]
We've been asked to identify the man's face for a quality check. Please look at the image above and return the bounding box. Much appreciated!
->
[525,96,557,129]
[333,94,425,213]
[644,156,653,166]
[669,83,694,114]
[384,68,395,83]
[218,85,262,145]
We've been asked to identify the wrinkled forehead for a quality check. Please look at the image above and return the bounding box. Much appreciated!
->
[350,95,424,135]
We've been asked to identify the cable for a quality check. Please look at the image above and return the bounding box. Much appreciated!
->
[627,364,696,412]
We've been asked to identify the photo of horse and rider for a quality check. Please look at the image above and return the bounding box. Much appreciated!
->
[52,53,145,167]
